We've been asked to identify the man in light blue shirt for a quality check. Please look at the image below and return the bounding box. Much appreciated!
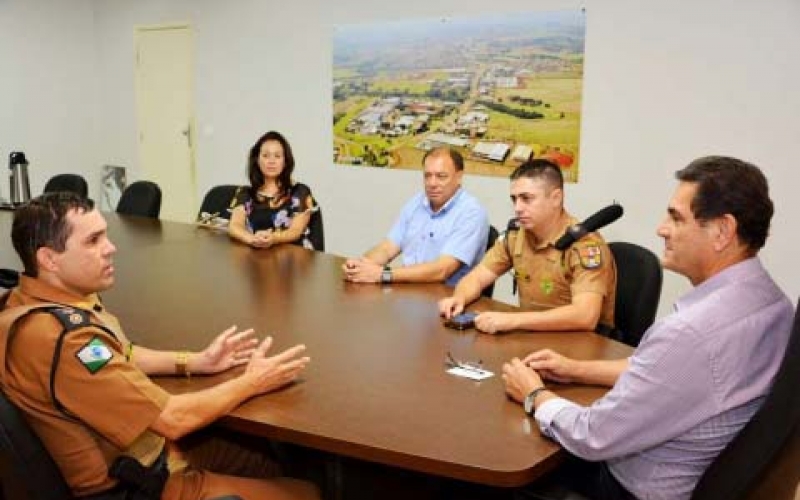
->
[343,147,489,287]
[502,156,794,500]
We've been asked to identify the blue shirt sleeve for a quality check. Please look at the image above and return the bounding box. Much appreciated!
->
[387,195,421,247]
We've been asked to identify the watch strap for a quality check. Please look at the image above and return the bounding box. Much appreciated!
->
[381,266,393,284]
[175,351,191,379]
[524,386,548,416]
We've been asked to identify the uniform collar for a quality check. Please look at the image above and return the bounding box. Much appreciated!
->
[16,275,105,313]
[517,212,577,254]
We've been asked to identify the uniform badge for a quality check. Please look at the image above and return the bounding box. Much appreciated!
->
[578,244,603,269]
[50,307,89,330]
[513,267,530,282]
[540,278,554,295]
[76,336,113,374]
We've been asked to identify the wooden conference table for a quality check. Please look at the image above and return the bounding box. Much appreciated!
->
[0,212,632,489]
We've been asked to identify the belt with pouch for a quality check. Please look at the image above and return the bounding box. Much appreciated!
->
[83,447,169,500]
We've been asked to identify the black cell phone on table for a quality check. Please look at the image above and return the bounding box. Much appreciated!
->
[444,311,478,330]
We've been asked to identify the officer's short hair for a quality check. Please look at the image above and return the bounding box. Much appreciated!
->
[510,159,564,192]
[12,192,95,277]
[422,146,464,171]
[676,156,773,252]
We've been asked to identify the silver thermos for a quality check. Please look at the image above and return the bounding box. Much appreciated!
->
[9,151,31,205]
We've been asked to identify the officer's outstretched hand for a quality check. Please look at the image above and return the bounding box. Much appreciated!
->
[194,325,259,375]
[475,311,516,335]
[438,296,465,319]
[245,336,310,395]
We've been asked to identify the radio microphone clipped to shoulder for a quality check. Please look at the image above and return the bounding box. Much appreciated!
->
[554,204,624,251]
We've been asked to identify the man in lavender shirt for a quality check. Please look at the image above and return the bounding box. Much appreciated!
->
[502,156,794,500]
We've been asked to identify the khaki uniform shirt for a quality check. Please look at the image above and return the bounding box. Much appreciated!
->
[481,214,617,327]
[0,276,169,496]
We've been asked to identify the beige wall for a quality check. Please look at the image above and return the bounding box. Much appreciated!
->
[0,0,99,195]
[3,0,800,314]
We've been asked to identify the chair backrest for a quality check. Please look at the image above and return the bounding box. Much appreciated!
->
[43,174,88,199]
[481,225,499,298]
[0,388,245,500]
[691,298,800,500]
[307,206,325,252]
[608,242,663,347]
[197,185,243,221]
[116,181,162,219]
[1,342,245,500]
[0,390,72,500]
[0,269,19,290]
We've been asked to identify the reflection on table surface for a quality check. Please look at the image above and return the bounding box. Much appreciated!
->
[0,211,632,487]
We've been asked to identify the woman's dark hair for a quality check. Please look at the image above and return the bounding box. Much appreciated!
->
[676,156,773,251]
[247,130,295,197]
[12,192,95,277]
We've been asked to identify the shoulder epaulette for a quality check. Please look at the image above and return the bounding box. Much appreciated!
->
[46,307,92,331]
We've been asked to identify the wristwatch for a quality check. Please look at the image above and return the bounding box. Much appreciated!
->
[523,386,547,416]
[175,351,191,379]
[380,266,393,284]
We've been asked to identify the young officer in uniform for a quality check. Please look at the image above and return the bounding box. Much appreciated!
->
[439,159,616,334]
[0,193,317,500]
[342,146,489,287]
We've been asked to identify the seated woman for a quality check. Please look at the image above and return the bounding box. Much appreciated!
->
[229,130,319,250]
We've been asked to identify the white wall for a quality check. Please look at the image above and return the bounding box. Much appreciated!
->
[0,0,98,197]
[6,0,800,316]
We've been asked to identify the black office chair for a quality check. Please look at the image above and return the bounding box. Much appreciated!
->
[197,185,244,221]
[116,181,162,219]
[307,206,325,252]
[690,298,800,500]
[605,242,663,347]
[0,269,19,290]
[43,174,88,198]
[481,225,499,298]
[0,390,243,500]
[0,390,74,500]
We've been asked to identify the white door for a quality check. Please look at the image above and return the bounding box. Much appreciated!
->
[134,24,196,223]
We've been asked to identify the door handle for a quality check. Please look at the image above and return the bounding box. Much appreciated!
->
[181,124,192,148]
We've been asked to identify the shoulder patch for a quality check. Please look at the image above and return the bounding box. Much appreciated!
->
[577,243,603,269]
[49,307,91,330]
[76,335,113,374]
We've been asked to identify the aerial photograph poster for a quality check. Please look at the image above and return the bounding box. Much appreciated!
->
[333,9,586,181]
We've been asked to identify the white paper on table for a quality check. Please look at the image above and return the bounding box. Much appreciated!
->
[446,366,494,381]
